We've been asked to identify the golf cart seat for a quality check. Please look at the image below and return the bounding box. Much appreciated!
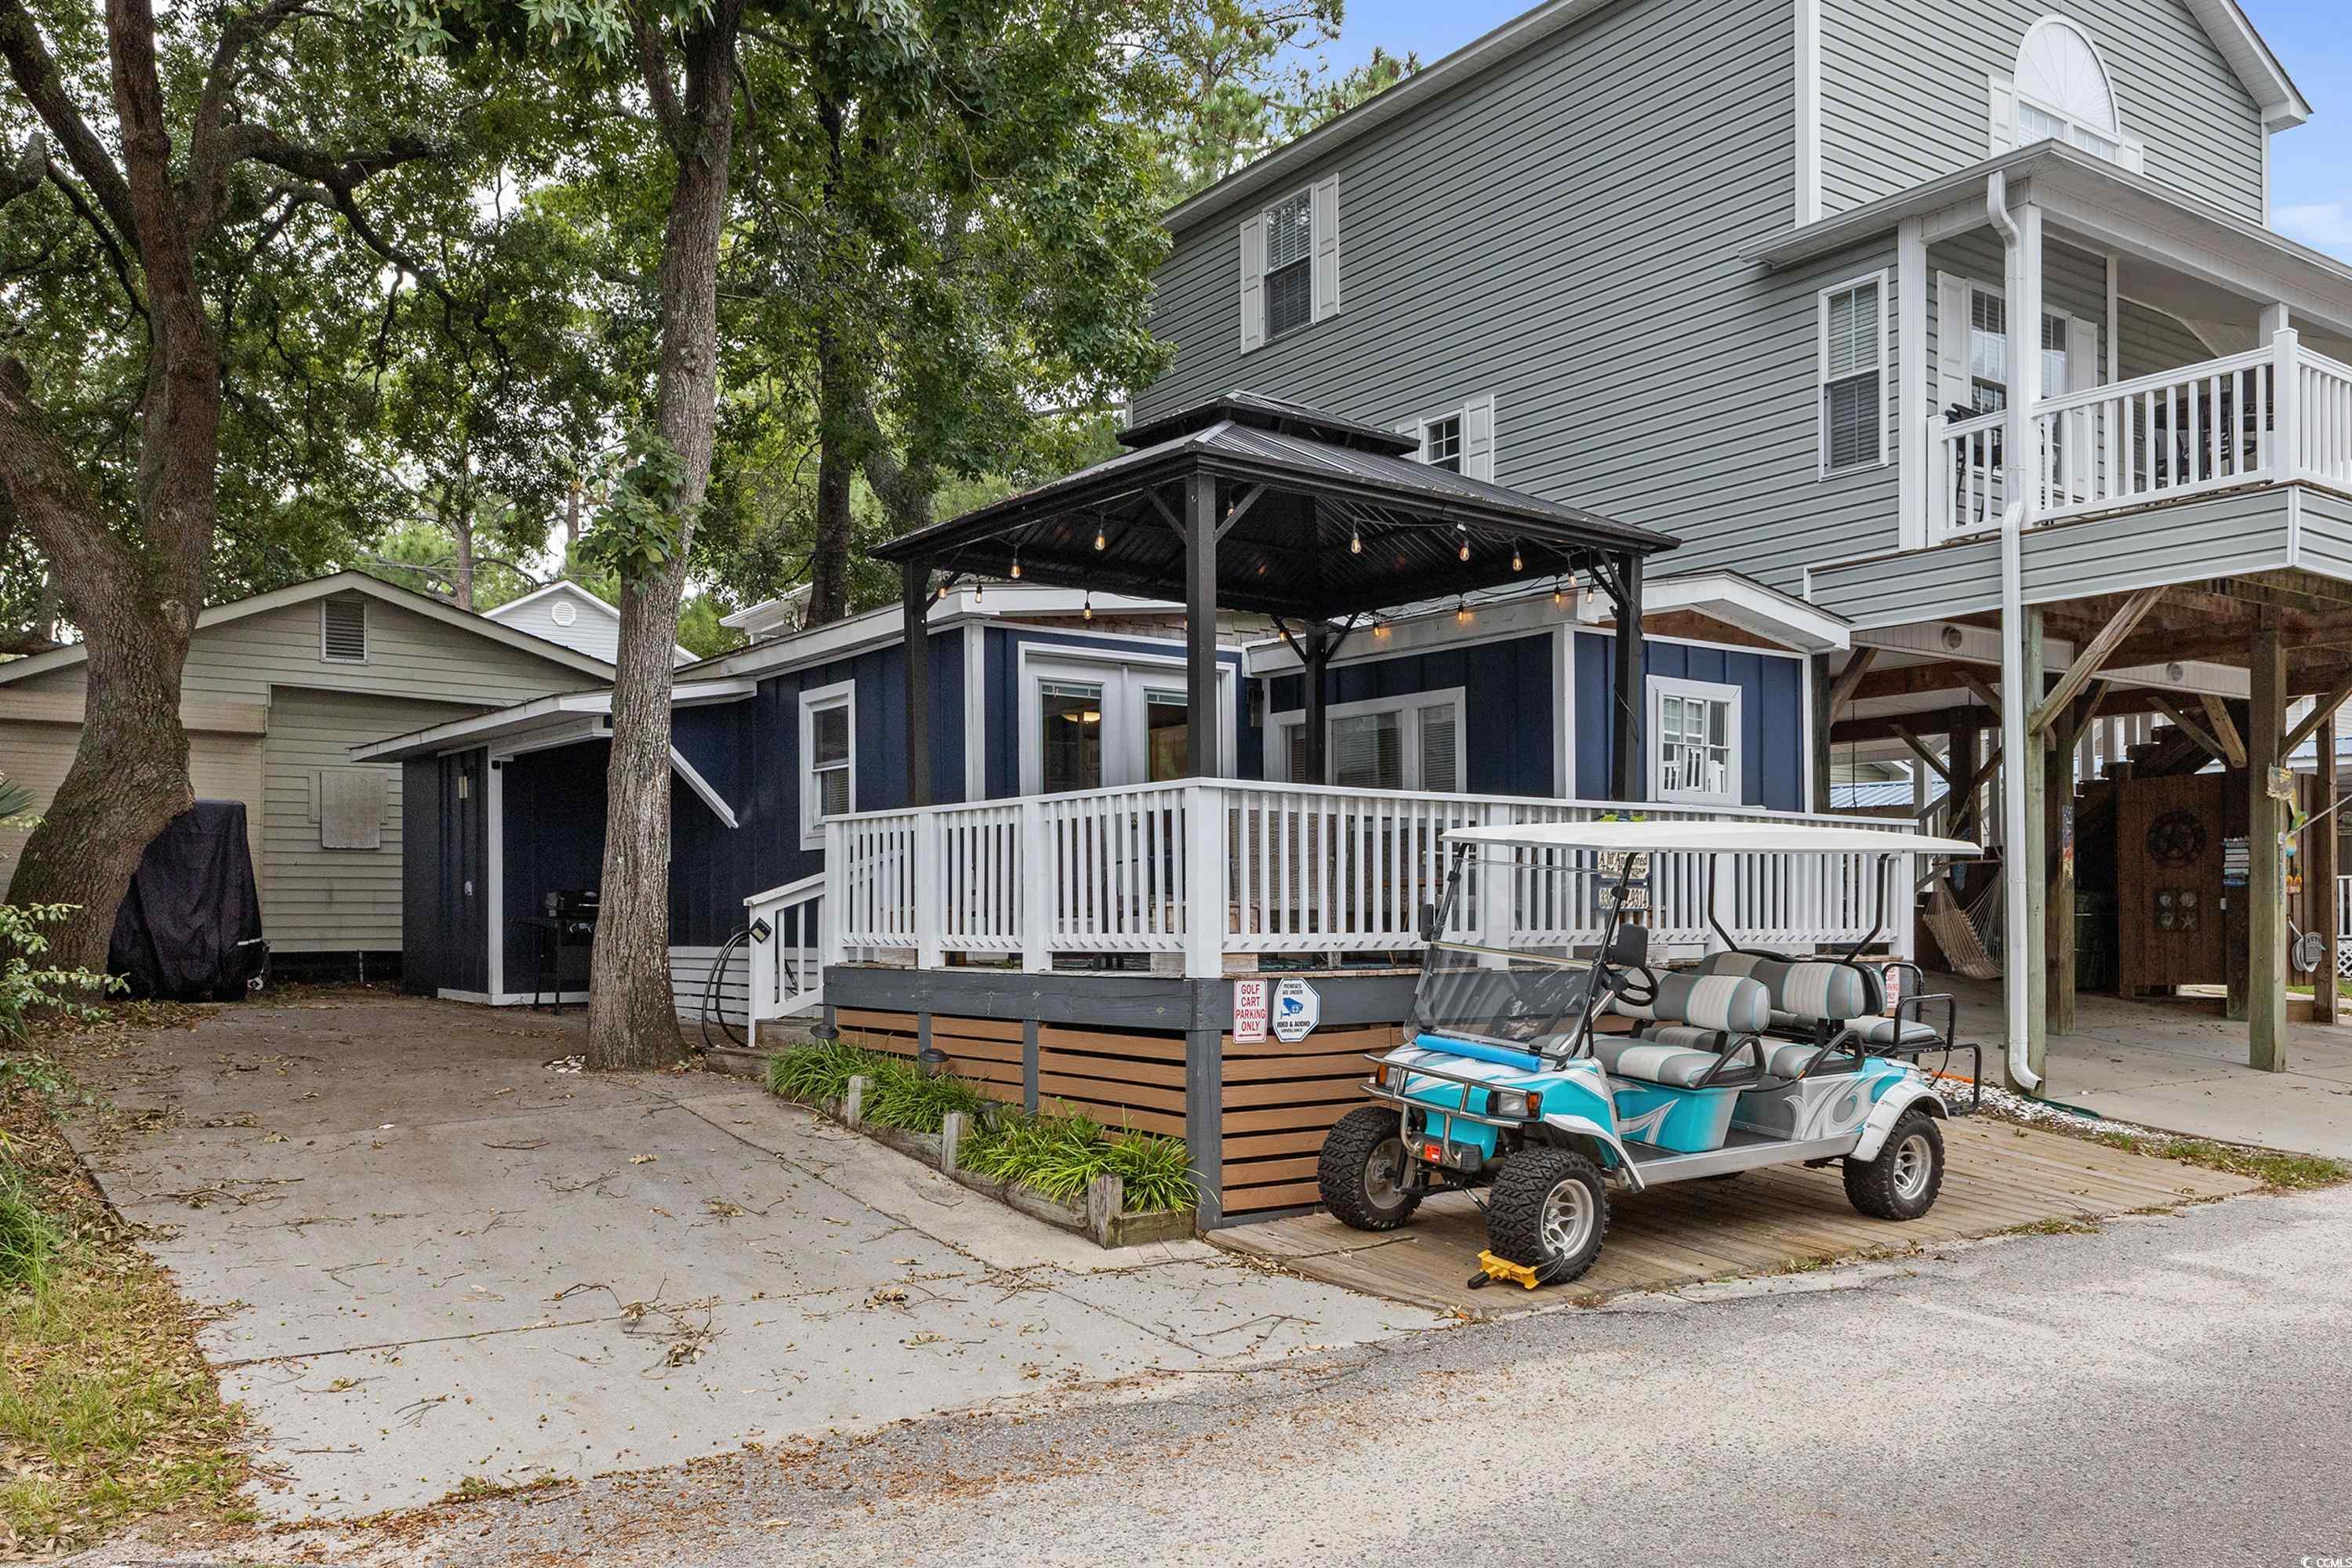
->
[1602,971,1772,1087]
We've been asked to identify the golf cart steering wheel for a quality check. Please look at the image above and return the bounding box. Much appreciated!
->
[1610,963,1660,1010]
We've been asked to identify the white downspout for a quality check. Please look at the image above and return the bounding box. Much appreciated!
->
[1986,171,2042,1093]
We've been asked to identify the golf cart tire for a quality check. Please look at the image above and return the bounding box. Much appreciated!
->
[1843,1107,1945,1221]
[1486,1147,1609,1283]
[1319,1106,1423,1232]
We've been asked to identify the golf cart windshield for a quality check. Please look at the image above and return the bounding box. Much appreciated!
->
[1413,940,1600,1053]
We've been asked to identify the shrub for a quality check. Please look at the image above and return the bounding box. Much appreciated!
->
[0,902,120,1045]
[763,1039,991,1134]
[960,1106,1196,1212]
[764,1040,891,1105]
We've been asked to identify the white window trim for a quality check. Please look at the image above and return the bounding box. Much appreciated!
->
[1240,175,1338,354]
[320,597,368,662]
[1014,645,1237,794]
[1398,393,1497,483]
[1261,183,1314,344]
[1263,686,1468,793]
[1647,675,1743,806]
[1817,270,1889,477]
[799,678,855,851]
[1945,278,2097,404]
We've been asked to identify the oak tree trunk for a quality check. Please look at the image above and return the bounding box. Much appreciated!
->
[584,5,742,1069]
[806,325,856,628]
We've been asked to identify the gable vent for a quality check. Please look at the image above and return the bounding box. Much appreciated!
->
[321,596,368,662]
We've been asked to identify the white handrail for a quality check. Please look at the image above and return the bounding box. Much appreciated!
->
[743,872,829,1039]
[822,782,1915,980]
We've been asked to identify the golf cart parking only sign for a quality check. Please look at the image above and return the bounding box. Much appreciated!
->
[1232,977,1322,1043]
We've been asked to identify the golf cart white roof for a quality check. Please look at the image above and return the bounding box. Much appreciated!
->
[1441,819,1981,857]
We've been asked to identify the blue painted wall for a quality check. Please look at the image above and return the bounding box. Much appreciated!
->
[1572,633,1806,810]
[1262,633,1558,797]
[981,627,1250,798]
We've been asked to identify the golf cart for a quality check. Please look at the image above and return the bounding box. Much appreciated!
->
[1316,819,1983,1287]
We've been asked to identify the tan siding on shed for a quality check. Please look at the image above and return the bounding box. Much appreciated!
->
[262,688,479,953]
[1,720,263,899]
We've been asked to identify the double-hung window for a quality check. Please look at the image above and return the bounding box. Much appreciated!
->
[800,681,855,848]
[1819,276,1886,474]
[1650,677,1741,805]
[1263,191,1313,343]
[1964,287,2074,412]
[1276,691,1462,793]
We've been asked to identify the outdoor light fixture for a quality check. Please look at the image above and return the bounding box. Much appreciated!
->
[1372,619,1389,640]
[1082,593,1094,622]
[1010,548,1022,579]
[1456,524,1471,563]
[1455,597,1472,625]
[1350,523,1362,554]
[936,581,949,601]
[1094,524,1107,551]
[1582,579,1596,611]
[1511,542,1523,572]
[1552,577,1566,609]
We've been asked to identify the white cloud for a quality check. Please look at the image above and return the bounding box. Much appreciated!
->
[2277,201,2352,256]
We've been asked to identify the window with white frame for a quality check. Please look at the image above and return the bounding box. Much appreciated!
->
[1263,191,1314,343]
[799,681,855,848]
[1421,414,1463,473]
[1960,285,2076,412]
[1401,394,1495,481]
[1274,690,1463,793]
[1991,18,2143,171]
[1819,276,1886,474]
[1649,676,1741,804]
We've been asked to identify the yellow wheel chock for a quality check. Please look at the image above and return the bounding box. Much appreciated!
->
[1469,1250,1542,1290]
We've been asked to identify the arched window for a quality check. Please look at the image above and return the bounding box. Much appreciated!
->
[1993,16,2143,171]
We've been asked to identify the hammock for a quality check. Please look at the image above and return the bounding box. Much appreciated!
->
[1926,879,2001,981]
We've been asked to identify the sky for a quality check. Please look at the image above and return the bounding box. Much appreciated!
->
[1313,0,2352,262]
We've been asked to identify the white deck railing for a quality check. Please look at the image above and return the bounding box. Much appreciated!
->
[1930,331,2352,541]
[742,872,826,1044]
[804,782,1916,989]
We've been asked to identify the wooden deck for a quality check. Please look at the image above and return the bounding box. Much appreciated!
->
[1210,1119,2263,1319]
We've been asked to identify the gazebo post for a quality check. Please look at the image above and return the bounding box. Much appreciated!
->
[1183,472,1221,779]
[1301,626,1330,786]
[1610,550,1645,800]
[901,559,933,807]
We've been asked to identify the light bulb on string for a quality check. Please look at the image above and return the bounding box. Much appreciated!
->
[1511,542,1523,573]
[1082,593,1094,622]
[1454,597,1472,626]
[1552,577,1566,609]
[1010,548,1022,580]
[1094,524,1107,552]
[1350,523,1362,555]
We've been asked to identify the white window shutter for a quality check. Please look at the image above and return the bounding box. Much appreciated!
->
[1310,176,1340,321]
[1987,72,2016,154]
[1239,213,1267,354]
[2118,136,2145,175]
[1935,272,1970,413]
[1462,394,1496,482]
[2066,315,2098,392]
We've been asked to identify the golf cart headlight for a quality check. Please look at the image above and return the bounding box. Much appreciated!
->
[1490,1088,1541,1120]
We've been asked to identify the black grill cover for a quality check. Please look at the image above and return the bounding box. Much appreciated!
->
[107,800,267,1000]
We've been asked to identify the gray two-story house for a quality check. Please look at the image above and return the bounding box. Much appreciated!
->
[1135,0,2350,1078]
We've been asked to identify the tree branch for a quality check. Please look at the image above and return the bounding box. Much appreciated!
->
[1,129,44,207]
[0,0,141,247]
[184,0,311,230]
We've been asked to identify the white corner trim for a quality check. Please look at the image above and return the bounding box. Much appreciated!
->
[1554,624,1576,797]
[485,757,504,998]
[1896,218,1929,552]
[1795,0,1823,225]
[670,746,739,830]
[963,621,987,803]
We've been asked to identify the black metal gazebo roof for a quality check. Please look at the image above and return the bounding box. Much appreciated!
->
[876,392,1679,803]
[873,392,1677,621]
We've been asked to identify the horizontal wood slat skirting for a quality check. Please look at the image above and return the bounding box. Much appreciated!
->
[1221,1022,1403,1215]
[836,1011,1024,1105]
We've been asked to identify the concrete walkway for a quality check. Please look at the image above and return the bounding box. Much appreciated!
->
[1944,976,2352,1156]
[63,993,1442,1521]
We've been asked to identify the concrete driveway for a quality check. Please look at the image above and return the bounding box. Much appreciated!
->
[64,993,1440,1520]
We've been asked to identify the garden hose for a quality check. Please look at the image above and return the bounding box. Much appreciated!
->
[697,925,753,1054]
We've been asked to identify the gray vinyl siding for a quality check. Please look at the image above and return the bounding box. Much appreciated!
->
[1808,486,2298,623]
[1819,0,2267,223]
[2296,490,2352,586]
[1141,0,1904,593]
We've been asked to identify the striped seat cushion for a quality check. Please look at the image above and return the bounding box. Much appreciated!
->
[1610,971,1770,1035]
[1696,953,1869,1026]
[1594,1035,1725,1089]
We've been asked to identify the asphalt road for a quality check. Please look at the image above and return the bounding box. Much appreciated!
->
[304,1181,2352,1568]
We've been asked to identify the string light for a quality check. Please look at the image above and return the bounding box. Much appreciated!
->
[1349,522,1362,555]
[1454,597,1472,626]
[1457,524,1472,564]
[936,581,949,601]
[1372,618,1389,640]
[1010,547,1022,580]
[1082,593,1094,622]
[1581,579,1597,612]
[974,579,983,602]
[1094,524,1107,551]
[1511,542,1523,573]
[1552,577,1566,610]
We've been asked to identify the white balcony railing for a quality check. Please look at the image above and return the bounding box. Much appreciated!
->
[742,872,826,1044]
[791,782,1916,998]
[1929,330,2352,541]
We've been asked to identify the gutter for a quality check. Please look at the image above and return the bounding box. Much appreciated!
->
[1986,170,2042,1095]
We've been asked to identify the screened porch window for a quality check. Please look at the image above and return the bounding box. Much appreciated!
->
[1650,677,1740,804]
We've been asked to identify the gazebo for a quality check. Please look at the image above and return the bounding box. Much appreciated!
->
[872,393,1679,801]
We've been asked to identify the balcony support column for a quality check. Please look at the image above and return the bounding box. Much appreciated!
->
[1609,550,1644,801]
[2316,709,2340,1027]
[1183,471,1221,782]
[2249,609,2288,1072]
